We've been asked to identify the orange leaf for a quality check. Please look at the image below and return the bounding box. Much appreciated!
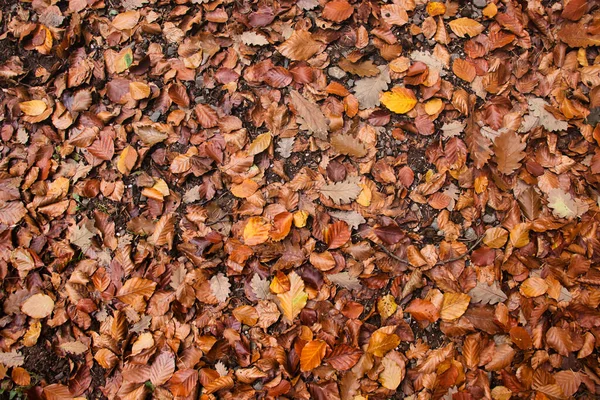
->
[300,340,327,372]
[270,212,293,241]
[449,17,485,38]
[231,179,259,198]
[441,292,470,321]
[149,351,175,386]
[519,277,548,298]
[323,220,350,249]
[381,4,408,26]
[323,0,354,22]
[117,145,138,175]
[367,330,401,357]
[243,217,270,246]
[483,227,508,248]
[11,367,30,386]
[452,59,477,82]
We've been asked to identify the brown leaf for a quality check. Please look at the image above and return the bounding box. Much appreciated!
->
[278,30,323,61]
[322,0,354,22]
[493,130,526,175]
[149,351,175,386]
[323,221,351,249]
[290,90,329,139]
[326,345,363,371]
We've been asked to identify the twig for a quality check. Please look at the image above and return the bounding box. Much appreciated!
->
[367,234,485,267]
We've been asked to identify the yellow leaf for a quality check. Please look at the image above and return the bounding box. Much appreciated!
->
[424,98,443,115]
[293,210,309,228]
[509,223,530,248]
[356,183,372,207]
[449,17,485,38]
[243,217,270,246]
[520,277,548,298]
[380,87,417,114]
[276,272,307,322]
[379,353,405,390]
[377,295,398,320]
[367,330,400,357]
[300,340,327,372]
[426,2,446,16]
[248,132,272,156]
[483,227,508,249]
[441,292,470,321]
[19,100,47,116]
[129,82,151,100]
[21,293,54,319]
[483,3,498,18]
[117,145,138,175]
[114,48,133,74]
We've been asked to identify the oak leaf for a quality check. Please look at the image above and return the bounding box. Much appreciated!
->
[327,272,361,290]
[209,273,231,303]
[353,65,391,109]
[320,177,362,205]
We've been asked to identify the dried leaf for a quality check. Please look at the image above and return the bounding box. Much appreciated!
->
[320,177,362,205]
[290,90,329,139]
[209,273,231,303]
[353,66,391,109]
[276,272,307,322]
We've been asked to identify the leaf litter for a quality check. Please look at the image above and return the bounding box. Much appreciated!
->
[0,0,600,399]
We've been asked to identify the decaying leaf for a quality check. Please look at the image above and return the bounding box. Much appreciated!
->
[289,90,329,139]
[320,177,362,205]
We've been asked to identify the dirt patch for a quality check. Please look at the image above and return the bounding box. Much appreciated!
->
[21,341,71,386]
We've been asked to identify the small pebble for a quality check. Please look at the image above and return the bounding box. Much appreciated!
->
[465,227,477,241]
[150,111,162,122]
[482,214,496,223]
[328,66,346,79]
[473,0,487,8]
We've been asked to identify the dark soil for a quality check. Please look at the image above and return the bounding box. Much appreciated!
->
[21,341,71,386]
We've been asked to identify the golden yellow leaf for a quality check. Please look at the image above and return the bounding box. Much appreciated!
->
[426,2,446,16]
[248,132,272,156]
[440,292,470,321]
[520,277,548,298]
[367,330,401,357]
[276,271,307,322]
[379,352,405,390]
[117,145,138,175]
[300,340,327,372]
[449,17,485,38]
[380,87,417,114]
[243,217,270,246]
[19,100,47,116]
[293,210,309,228]
[129,82,151,100]
[356,183,372,207]
[377,295,398,320]
[483,3,498,18]
[483,227,508,249]
[22,320,41,347]
[424,98,443,115]
[509,223,530,248]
